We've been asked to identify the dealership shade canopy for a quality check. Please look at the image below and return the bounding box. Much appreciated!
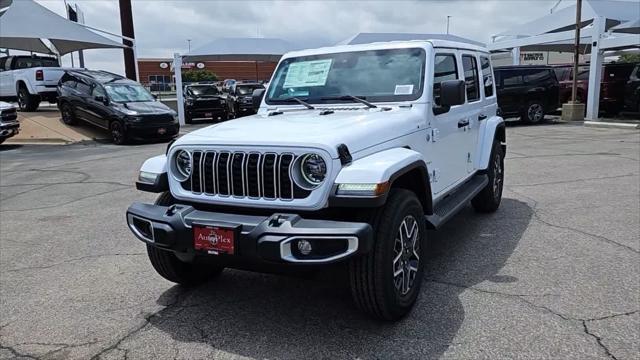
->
[338,32,485,47]
[0,0,124,55]
[184,37,297,62]
[489,0,640,121]
[610,18,640,34]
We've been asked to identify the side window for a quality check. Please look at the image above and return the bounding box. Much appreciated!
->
[502,70,523,86]
[0,57,6,72]
[480,56,494,97]
[432,54,458,107]
[523,69,550,84]
[75,80,91,95]
[462,55,479,102]
[60,73,77,88]
[92,84,106,98]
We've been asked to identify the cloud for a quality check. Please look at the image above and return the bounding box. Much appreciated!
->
[33,0,571,75]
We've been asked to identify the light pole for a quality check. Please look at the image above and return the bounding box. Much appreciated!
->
[446,16,451,34]
[187,39,191,53]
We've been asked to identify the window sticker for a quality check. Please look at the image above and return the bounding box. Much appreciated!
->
[394,84,414,95]
[283,59,333,88]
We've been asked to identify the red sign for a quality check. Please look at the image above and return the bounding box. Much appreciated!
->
[194,225,235,254]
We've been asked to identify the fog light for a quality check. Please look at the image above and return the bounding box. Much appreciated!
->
[297,239,312,256]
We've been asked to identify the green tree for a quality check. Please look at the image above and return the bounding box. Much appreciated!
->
[182,69,218,82]
[616,53,640,63]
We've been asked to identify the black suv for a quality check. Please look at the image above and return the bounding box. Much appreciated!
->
[184,84,228,123]
[227,82,265,118]
[494,65,560,123]
[57,70,179,144]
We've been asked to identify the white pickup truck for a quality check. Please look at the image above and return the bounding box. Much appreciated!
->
[0,55,67,111]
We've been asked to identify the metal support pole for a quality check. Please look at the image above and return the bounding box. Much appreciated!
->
[174,53,185,126]
[571,0,582,103]
[132,40,140,82]
[586,15,605,120]
[118,0,136,80]
[512,47,521,65]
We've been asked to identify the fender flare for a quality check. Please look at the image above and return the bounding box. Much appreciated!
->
[476,116,506,171]
[15,79,37,96]
[331,148,432,212]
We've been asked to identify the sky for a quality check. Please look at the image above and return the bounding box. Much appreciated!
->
[30,0,580,75]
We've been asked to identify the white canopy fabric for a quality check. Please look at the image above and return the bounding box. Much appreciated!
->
[0,0,124,55]
[184,38,297,62]
[338,32,485,47]
[611,18,640,34]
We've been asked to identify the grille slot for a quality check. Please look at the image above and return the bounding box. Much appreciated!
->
[181,150,312,200]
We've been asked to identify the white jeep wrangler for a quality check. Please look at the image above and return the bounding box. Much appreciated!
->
[127,38,505,321]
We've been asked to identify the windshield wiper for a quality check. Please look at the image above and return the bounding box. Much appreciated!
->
[321,95,377,108]
[270,97,315,110]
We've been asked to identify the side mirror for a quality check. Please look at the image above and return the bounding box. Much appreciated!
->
[94,95,109,105]
[252,88,265,112]
[440,79,465,107]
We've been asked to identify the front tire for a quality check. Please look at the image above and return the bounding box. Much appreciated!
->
[472,140,504,213]
[147,192,224,286]
[349,189,427,321]
[17,86,40,112]
[521,100,545,124]
[60,102,77,125]
[109,120,128,145]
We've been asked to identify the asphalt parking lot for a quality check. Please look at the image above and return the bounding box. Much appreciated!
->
[0,122,638,359]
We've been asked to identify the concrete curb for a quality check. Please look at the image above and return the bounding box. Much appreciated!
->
[584,121,640,130]
[4,138,72,145]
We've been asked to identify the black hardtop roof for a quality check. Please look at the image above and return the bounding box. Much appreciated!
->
[67,69,135,85]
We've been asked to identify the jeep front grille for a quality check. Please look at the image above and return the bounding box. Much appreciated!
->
[182,151,311,200]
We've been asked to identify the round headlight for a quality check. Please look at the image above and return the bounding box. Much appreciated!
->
[299,153,326,188]
[174,150,192,179]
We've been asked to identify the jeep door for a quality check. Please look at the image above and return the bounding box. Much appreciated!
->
[458,53,483,174]
[430,51,470,193]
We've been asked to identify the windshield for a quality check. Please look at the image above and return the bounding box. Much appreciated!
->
[189,86,220,96]
[237,85,263,95]
[266,48,425,105]
[105,84,154,103]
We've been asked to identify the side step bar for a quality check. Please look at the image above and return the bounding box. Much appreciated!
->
[425,174,489,229]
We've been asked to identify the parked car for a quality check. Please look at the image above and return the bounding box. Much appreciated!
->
[221,79,236,92]
[553,64,589,105]
[57,69,179,145]
[553,62,637,115]
[126,38,506,320]
[184,84,229,123]
[624,63,640,113]
[494,65,559,123]
[600,62,637,115]
[0,55,67,111]
[0,101,19,144]
[227,82,265,118]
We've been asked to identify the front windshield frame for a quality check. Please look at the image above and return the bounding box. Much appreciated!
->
[265,47,426,105]
[105,83,155,103]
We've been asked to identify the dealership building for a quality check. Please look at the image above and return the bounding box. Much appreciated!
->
[137,58,278,90]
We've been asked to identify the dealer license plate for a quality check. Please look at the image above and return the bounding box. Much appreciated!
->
[157,128,166,135]
[205,112,213,117]
[193,224,236,255]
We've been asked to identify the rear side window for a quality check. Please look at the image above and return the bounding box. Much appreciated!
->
[462,55,479,102]
[433,54,458,106]
[523,69,552,84]
[14,57,59,69]
[480,56,494,97]
[501,70,523,86]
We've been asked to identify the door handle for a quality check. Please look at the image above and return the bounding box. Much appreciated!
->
[458,119,469,128]
[478,114,488,121]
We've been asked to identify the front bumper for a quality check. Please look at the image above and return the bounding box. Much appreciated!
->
[0,122,20,139]
[186,107,227,119]
[126,202,373,265]
[126,123,179,140]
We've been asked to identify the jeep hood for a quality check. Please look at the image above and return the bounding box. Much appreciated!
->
[176,107,422,158]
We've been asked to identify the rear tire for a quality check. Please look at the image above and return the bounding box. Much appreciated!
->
[17,86,40,112]
[147,192,224,286]
[521,100,545,124]
[472,140,504,213]
[349,189,427,321]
